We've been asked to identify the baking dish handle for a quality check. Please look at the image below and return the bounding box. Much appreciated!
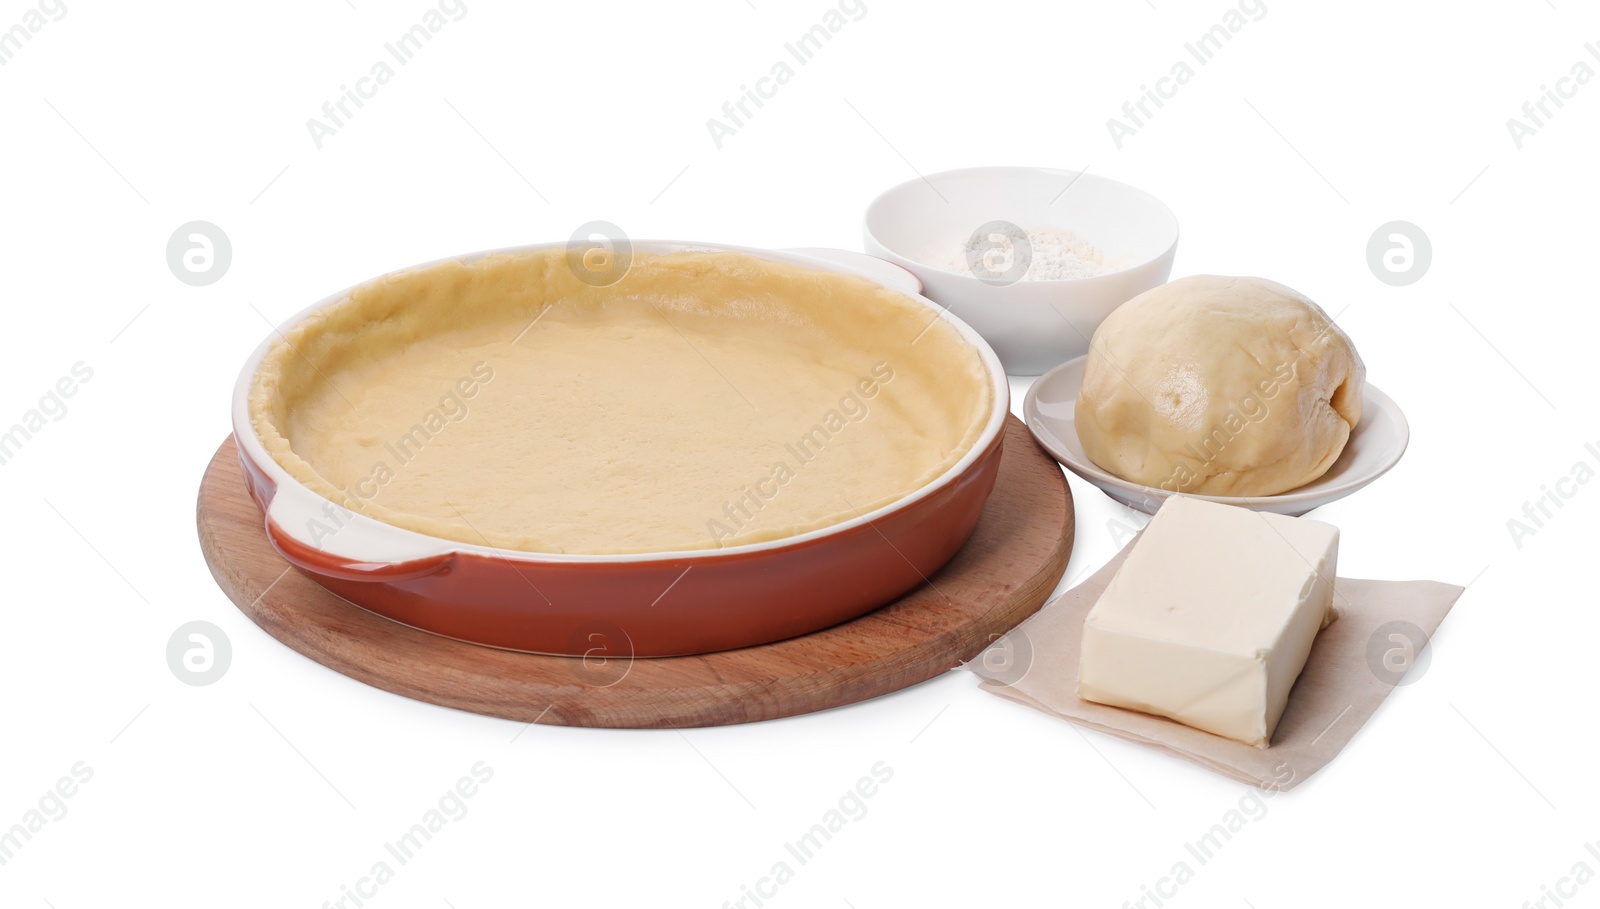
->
[265,519,457,582]
[262,487,457,582]
[780,248,923,295]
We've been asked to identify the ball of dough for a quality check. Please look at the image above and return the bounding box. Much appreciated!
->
[1075,275,1365,497]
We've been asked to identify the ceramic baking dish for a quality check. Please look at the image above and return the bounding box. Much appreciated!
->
[231,241,1011,657]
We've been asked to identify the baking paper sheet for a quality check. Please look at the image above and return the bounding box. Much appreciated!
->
[966,538,1464,790]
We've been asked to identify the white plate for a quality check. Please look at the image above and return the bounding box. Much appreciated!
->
[1024,355,1410,516]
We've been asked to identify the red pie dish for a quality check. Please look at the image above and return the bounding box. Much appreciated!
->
[231,241,1010,656]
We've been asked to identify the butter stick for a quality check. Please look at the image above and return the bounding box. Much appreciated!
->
[1077,495,1339,748]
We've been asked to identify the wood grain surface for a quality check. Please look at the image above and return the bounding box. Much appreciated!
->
[196,416,1075,728]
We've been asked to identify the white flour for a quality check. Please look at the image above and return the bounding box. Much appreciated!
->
[919,226,1127,281]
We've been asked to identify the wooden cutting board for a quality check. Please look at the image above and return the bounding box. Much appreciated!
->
[196,416,1074,728]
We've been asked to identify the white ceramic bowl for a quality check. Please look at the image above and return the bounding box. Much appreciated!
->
[1024,355,1410,516]
[863,166,1180,376]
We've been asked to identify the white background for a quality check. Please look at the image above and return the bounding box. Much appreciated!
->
[2,0,1596,906]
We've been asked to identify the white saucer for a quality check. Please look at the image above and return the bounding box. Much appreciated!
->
[1024,355,1410,516]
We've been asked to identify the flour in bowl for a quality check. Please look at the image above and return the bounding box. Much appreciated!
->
[919,226,1128,281]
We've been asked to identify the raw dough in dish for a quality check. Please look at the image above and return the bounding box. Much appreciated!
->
[1075,275,1364,497]
[250,249,994,554]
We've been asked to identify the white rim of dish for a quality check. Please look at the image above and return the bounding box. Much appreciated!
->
[1022,354,1410,508]
[232,240,1012,565]
[862,165,1181,284]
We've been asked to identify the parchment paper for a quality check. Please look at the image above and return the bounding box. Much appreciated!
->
[966,539,1464,790]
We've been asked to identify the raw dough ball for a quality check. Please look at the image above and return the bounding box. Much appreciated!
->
[1075,275,1365,497]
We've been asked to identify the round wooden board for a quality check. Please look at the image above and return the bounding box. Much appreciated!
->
[197,416,1074,728]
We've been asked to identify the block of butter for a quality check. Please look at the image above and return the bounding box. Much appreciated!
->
[1077,496,1339,748]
